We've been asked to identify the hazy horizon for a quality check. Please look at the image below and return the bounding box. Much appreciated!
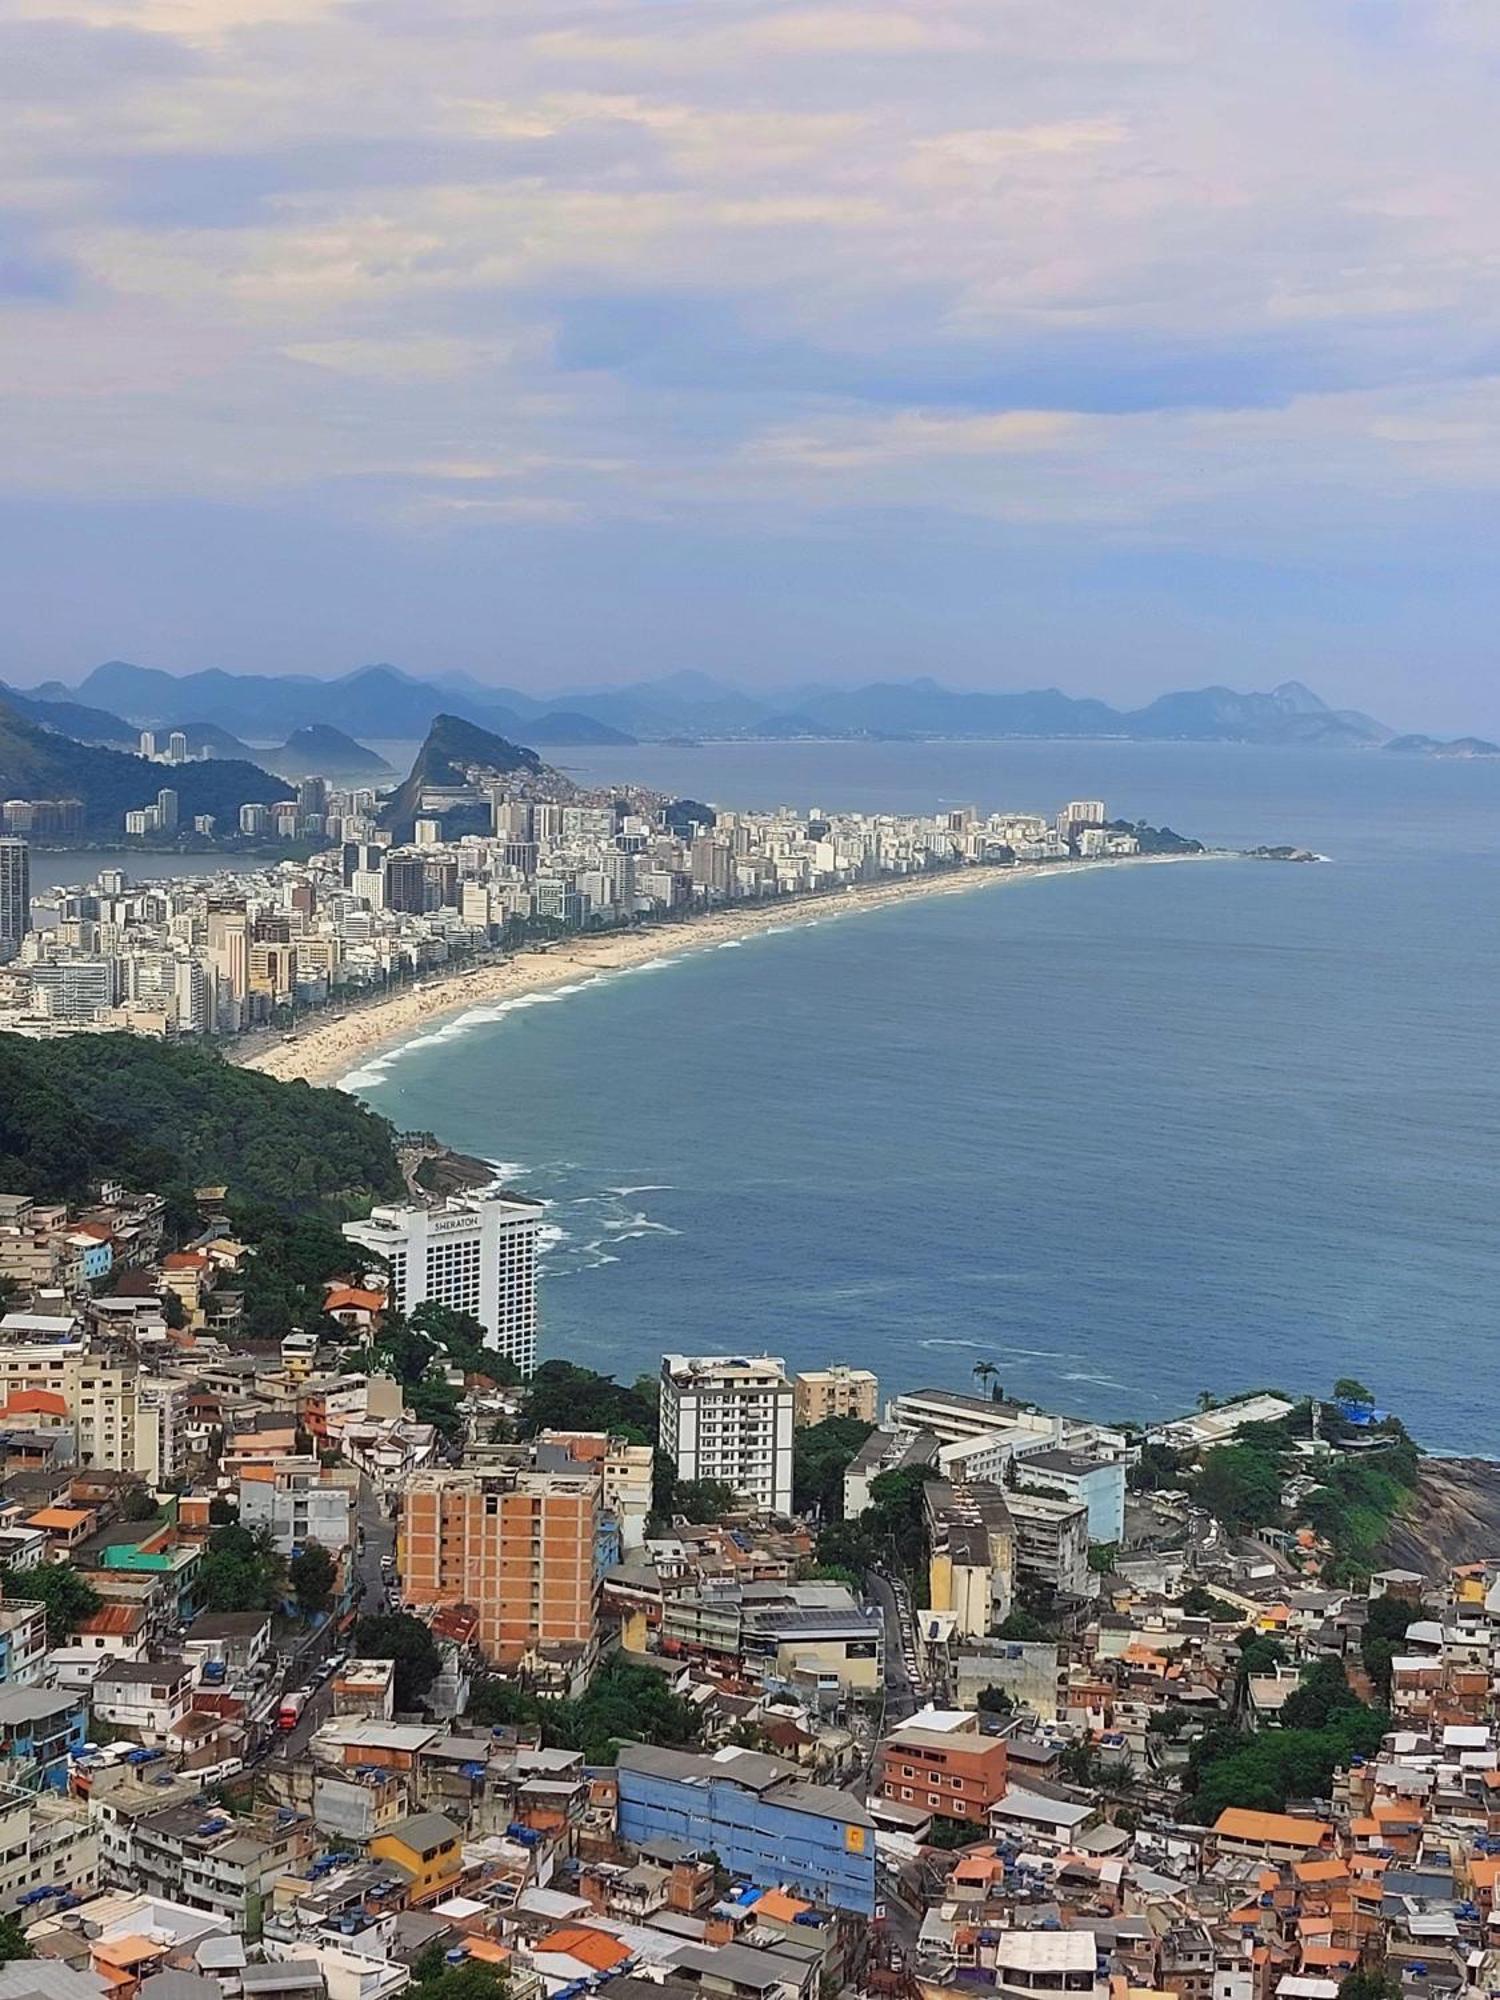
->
[9,4,1500,732]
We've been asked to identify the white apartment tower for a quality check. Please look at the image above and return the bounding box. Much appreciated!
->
[658,1353,795,1515]
[344,1192,543,1375]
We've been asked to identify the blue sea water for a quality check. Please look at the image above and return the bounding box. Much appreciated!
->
[349,741,1500,1454]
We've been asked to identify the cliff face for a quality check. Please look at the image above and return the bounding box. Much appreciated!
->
[380,713,550,838]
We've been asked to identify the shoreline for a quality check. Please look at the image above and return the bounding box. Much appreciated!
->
[234,850,1229,1091]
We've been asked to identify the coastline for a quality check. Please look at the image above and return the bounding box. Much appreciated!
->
[234,850,1227,1091]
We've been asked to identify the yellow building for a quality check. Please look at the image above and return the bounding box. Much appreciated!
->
[793,1366,878,1427]
[369,1811,463,1905]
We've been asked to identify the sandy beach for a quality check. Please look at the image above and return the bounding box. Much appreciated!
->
[235,852,1218,1090]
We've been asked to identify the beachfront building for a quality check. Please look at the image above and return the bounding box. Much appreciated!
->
[659,1354,795,1516]
[344,1190,543,1376]
[793,1365,878,1427]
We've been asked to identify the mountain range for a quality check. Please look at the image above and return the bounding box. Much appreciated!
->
[20,657,1484,750]
[13,660,1406,749]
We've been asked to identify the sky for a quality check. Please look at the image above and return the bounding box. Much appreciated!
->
[6,1,1500,727]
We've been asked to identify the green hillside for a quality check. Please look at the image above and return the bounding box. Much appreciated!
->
[0,700,291,833]
[0,1034,402,1219]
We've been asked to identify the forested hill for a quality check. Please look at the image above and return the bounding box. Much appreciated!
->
[0,1035,402,1220]
[0,700,292,833]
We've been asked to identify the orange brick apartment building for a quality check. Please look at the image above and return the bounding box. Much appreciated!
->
[398,1466,600,1666]
[877,1707,1009,1826]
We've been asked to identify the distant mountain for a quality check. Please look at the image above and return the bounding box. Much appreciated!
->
[167,722,255,759]
[1120,682,1389,746]
[22,660,1415,748]
[0,684,138,749]
[0,700,290,834]
[50,660,636,748]
[382,714,550,841]
[265,726,395,780]
[1386,733,1500,758]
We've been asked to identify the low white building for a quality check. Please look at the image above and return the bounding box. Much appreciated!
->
[91,1658,192,1744]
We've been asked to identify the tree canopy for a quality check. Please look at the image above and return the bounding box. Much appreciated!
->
[354,1612,441,1708]
[289,1541,337,1617]
[197,1523,287,1614]
[0,1033,401,1219]
[793,1415,875,1520]
[1,1562,100,1647]
[467,1656,699,1766]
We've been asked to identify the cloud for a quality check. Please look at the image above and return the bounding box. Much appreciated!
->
[7,0,1500,701]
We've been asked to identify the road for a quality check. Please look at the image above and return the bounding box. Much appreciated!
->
[867,1570,920,1725]
[355,1475,396,1613]
[258,1477,396,1767]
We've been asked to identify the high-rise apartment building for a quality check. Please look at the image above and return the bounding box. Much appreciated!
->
[343,1191,543,1375]
[166,733,188,766]
[794,1365,879,1427]
[0,839,29,963]
[399,1465,600,1665]
[658,1354,795,1515]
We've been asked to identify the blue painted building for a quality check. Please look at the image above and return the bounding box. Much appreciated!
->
[0,1687,89,1791]
[615,1743,876,1916]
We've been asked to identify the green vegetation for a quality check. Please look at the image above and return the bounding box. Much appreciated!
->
[994,1607,1054,1642]
[1337,1971,1401,2000]
[0,696,291,835]
[289,1542,337,1617]
[408,1955,507,2000]
[1301,1443,1421,1581]
[1195,1441,1284,1531]
[353,1611,441,1707]
[1361,1591,1428,1703]
[1184,1658,1386,1821]
[814,1465,935,1593]
[0,1911,35,1964]
[467,1656,700,1765]
[1176,1387,1421,1583]
[926,1816,982,1850]
[236,1208,369,1341]
[976,1685,1014,1714]
[197,1524,288,1614]
[0,1034,401,1221]
[792,1415,875,1520]
[1,1562,100,1646]
[1127,1441,1188,1493]
[1181,1584,1246,1622]
[520,1361,658,1443]
[670,1479,740,1522]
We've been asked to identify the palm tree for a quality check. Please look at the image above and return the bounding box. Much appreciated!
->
[1197,1389,1217,1413]
[973,1360,998,1398]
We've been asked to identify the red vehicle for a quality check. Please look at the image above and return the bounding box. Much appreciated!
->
[278,1692,306,1731]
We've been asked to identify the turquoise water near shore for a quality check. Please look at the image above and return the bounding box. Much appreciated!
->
[349,741,1500,1453]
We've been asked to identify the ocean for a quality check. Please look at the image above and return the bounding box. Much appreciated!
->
[345,742,1499,1452]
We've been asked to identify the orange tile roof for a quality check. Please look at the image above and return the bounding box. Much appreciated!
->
[754,1890,812,1921]
[1295,1859,1349,1884]
[28,1507,92,1531]
[1215,1808,1332,1847]
[1470,1858,1500,1889]
[80,1605,144,1637]
[3,1391,67,1417]
[535,1929,632,1973]
[324,1287,385,1312]
[163,1252,209,1271]
[94,1937,166,1969]
[461,1942,510,1967]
